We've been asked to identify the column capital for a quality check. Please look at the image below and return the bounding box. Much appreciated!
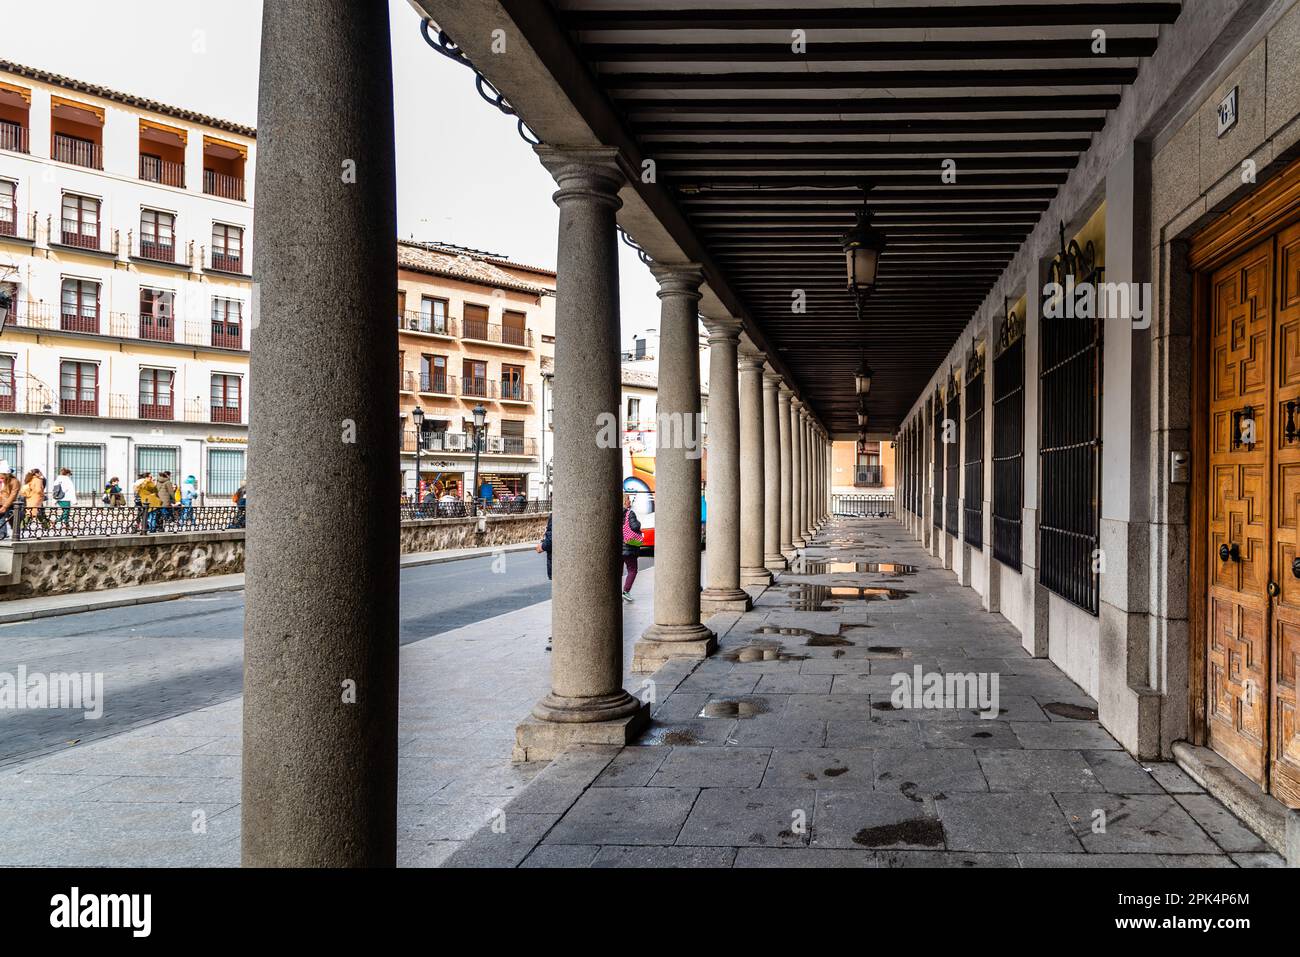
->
[762,366,781,389]
[737,346,766,372]
[649,262,705,300]
[701,315,743,344]
[777,384,794,401]
[792,397,804,412]
[535,145,624,208]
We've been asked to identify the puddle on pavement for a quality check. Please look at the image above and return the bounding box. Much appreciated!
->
[867,645,904,655]
[642,726,703,745]
[753,624,863,647]
[852,819,945,848]
[778,584,913,610]
[791,559,917,575]
[1043,702,1099,721]
[699,699,769,719]
[721,638,810,662]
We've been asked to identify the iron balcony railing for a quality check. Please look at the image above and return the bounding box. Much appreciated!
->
[210,403,243,424]
[106,395,207,423]
[59,391,100,417]
[399,497,551,520]
[832,493,895,518]
[203,168,245,201]
[52,133,103,169]
[461,319,533,348]
[0,121,29,154]
[5,299,248,351]
[402,370,455,395]
[139,154,185,188]
[210,320,243,350]
[854,465,883,487]
[9,502,245,541]
[133,234,179,264]
[60,305,100,335]
[59,217,102,251]
[400,311,457,337]
[499,380,533,403]
[208,248,245,274]
[460,376,495,399]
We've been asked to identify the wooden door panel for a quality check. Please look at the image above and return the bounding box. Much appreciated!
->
[1208,239,1273,788]
[1272,220,1300,807]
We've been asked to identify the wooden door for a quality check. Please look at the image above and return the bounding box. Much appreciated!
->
[1208,238,1274,786]
[1272,219,1300,806]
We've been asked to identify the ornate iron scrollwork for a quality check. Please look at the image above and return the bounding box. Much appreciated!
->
[966,339,985,384]
[1284,400,1298,444]
[1047,220,1104,288]
[996,299,1023,356]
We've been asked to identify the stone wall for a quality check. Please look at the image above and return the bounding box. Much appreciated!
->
[0,512,550,600]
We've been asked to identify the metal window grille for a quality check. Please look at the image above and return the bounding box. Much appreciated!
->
[136,445,179,479]
[931,393,943,528]
[964,349,985,549]
[206,448,246,499]
[945,377,960,534]
[1038,224,1104,615]
[55,443,104,501]
[0,440,19,474]
[992,308,1025,570]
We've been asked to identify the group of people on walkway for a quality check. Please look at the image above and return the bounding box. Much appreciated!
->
[0,461,82,539]
[536,493,643,652]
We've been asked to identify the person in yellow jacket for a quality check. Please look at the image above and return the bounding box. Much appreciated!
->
[136,472,162,533]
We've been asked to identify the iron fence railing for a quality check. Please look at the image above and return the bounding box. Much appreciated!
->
[0,121,29,154]
[139,154,185,188]
[52,133,103,170]
[203,168,245,201]
[833,493,894,518]
[399,497,551,520]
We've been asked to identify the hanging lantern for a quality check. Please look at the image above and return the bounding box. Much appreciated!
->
[855,357,873,395]
[841,188,886,303]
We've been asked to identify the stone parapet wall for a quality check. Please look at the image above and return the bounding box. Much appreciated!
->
[0,512,549,600]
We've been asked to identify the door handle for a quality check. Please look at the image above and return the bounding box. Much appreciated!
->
[1219,543,1240,562]
[1292,557,1300,579]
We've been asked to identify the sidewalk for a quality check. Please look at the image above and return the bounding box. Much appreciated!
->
[0,561,664,866]
[443,519,1286,868]
[0,541,539,624]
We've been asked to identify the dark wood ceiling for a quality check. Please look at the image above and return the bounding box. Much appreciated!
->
[547,1,1181,433]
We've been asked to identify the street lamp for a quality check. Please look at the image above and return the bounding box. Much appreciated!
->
[411,405,425,503]
[471,402,487,515]
[841,186,886,305]
[854,355,873,395]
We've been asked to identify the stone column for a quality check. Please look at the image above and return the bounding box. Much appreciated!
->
[799,410,812,541]
[633,264,716,672]
[244,0,400,867]
[515,147,649,761]
[762,367,785,570]
[701,317,752,614]
[791,398,805,548]
[778,385,796,559]
[739,348,772,586]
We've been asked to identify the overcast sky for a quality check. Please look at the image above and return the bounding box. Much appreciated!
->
[0,0,661,343]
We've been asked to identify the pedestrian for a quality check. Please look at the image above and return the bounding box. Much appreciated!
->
[180,475,199,527]
[479,478,494,512]
[0,460,18,541]
[102,476,125,507]
[620,492,643,601]
[132,472,151,533]
[229,484,247,529]
[137,473,162,533]
[20,469,49,532]
[51,467,77,525]
[536,513,553,651]
[157,471,177,529]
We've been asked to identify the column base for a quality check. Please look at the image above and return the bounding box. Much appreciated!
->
[513,701,650,762]
[700,587,752,615]
[780,546,797,560]
[792,536,807,548]
[764,553,787,571]
[632,623,718,673]
[741,566,773,587]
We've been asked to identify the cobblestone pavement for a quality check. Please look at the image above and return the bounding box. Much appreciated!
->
[0,558,660,866]
[446,519,1286,868]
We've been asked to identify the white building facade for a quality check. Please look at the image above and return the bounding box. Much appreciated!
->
[0,62,253,502]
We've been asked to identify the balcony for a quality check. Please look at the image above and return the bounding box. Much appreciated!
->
[52,133,102,170]
[400,311,457,338]
[211,321,243,350]
[106,395,209,423]
[0,202,34,242]
[0,384,12,412]
[498,380,533,403]
[460,377,496,400]
[133,235,180,265]
[137,312,176,343]
[208,248,245,274]
[211,403,243,424]
[59,218,102,252]
[461,319,534,349]
[402,370,455,395]
[60,307,100,335]
[203,168,245,201]
[59,393,99,417]
[0,121,28,154]
[139,154,185,188]
[854,466,884,488]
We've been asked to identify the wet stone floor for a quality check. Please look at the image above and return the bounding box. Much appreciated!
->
[446,518,1285,869]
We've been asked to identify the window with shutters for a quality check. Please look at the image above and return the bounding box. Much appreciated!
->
[964,345,985,548]
[945,373,960,534]
[992,304,1025,570]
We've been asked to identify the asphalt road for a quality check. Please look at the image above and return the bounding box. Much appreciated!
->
[0,550,651,765]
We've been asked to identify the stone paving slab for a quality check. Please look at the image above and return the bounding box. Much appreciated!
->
[443,519,1277,867]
